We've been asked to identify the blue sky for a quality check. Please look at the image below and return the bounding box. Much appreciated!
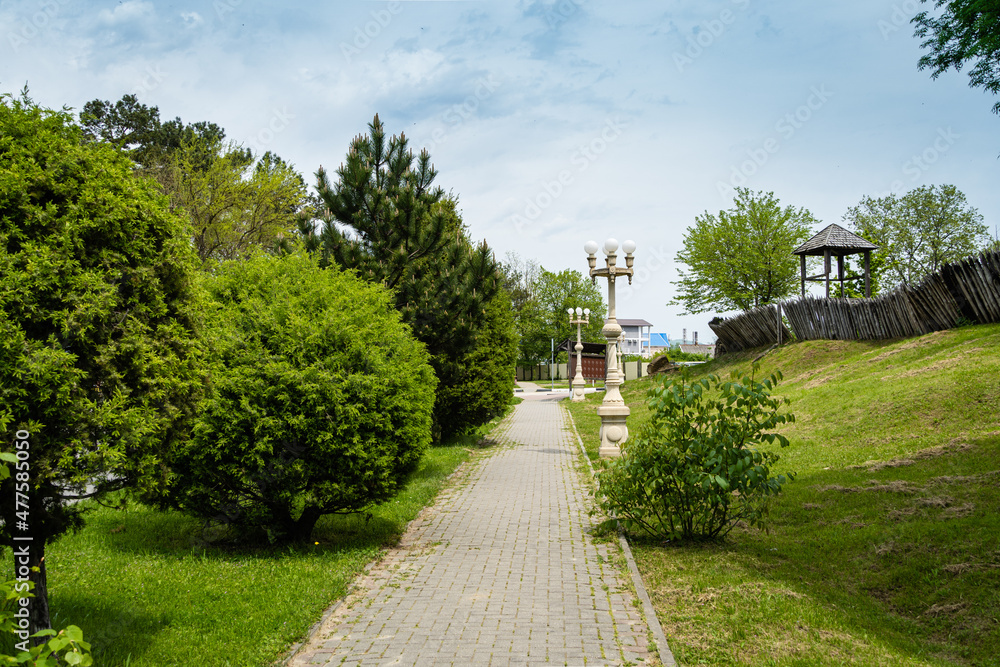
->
[3,0,998,343]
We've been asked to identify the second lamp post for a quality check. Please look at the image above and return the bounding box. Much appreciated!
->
[585,237,635,458]
[567,306,590,402]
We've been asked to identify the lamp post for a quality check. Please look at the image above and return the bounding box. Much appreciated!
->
[585,238,636,458]
[567,306,590,402]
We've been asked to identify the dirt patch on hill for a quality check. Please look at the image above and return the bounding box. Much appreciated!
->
[816,480,920,494]
[849,438,976,471]
[868,331,952,364]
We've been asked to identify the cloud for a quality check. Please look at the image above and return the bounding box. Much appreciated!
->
[180,12,203,28]
[97,0,154,26]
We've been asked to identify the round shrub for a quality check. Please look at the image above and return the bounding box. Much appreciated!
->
[162,252,436,543]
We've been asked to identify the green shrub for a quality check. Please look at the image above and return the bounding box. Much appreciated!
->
[0,90,202,634]
[596,364,795,541]
[159,252,437,543]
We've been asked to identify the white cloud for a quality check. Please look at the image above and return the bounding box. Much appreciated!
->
[96,0,154,26]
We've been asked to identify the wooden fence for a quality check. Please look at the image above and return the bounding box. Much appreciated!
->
[710,249,1000,351]
[709,304,793,353]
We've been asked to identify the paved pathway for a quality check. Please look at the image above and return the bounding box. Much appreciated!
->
[290,394,658,666]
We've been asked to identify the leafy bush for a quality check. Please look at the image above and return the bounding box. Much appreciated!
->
[596,364,795,541]
[159,252,437,543]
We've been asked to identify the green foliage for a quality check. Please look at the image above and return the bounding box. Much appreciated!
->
[81,94,309,265]
[79,93,226,170]
[158,137,308,263]
[843,184,989,291]
[502,256,606,365]
[652,345,710,362]
[596,365,795,541]
[308,115,508,438]
[311,115,500,360]
[0,91,203,631]
[434,289,518,439]
[672,188,816,314]
[160,252,436,543]
[913,0,1000,115]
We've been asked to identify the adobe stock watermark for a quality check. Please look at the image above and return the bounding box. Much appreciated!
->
[423,75,502,155]
[508,117,628,233]
[544,0,585,29]
[673,0,751,73]
[7,0,71,53]
[716,84,834,198]
[246,107,296,154]
[214,0,243,20]
[878,127,960,197]
[132,65,167,98]
[619,245,672,304]
[10,430,34,651]
[877,0,918,41]
[340,2,403,63]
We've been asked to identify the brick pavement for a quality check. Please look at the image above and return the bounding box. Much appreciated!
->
[290,394,656,666]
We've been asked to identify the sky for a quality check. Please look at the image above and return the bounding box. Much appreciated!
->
[3,0,999,344]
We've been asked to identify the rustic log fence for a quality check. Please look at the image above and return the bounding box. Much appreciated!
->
[710,249,1000,352]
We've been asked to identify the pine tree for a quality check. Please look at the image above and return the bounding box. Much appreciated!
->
[309,115,505,437]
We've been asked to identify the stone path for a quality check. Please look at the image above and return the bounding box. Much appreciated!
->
[290,394,658,666]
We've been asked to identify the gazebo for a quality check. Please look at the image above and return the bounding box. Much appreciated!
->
[793,223,879,298]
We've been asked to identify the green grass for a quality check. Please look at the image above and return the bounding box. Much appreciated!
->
[1,444,477,666]
[566,323,1000,666]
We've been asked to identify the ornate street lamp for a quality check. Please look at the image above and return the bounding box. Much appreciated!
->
[567,306,590,402]
[585,238,636,458]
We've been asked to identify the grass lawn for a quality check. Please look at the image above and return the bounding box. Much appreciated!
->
[0,442,484,665]
[566,323,1000,666]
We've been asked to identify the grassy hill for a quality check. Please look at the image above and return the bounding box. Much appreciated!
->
[567,323,1000,666]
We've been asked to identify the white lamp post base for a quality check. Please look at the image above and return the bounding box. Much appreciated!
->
[597,405,629,457]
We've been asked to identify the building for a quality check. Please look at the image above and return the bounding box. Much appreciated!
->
[648,333,673,356]
[616,319,653,357]
[648,333,716,358]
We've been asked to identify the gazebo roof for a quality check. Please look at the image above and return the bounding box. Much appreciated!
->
[793,223,878,256]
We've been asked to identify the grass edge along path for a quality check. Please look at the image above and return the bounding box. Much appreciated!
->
[1,422,509,666]
[565,323,1000,667]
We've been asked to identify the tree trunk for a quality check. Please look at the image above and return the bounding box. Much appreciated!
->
[288,506,322,544]
[28,539,50,643]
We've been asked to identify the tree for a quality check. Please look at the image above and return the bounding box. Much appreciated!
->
[309,115,505,438]
[500,255,605,365]
[80,94,226,171]
[0,92,202,634]
[81,95,308,264]
[159,137,307,263]
[160,252,436,543]
[531,268,606,363]
[434,289,518,436]
[913,1,1000,115]
[842,184,988,290]
[501,251,541,315]
[671,188,816,314]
